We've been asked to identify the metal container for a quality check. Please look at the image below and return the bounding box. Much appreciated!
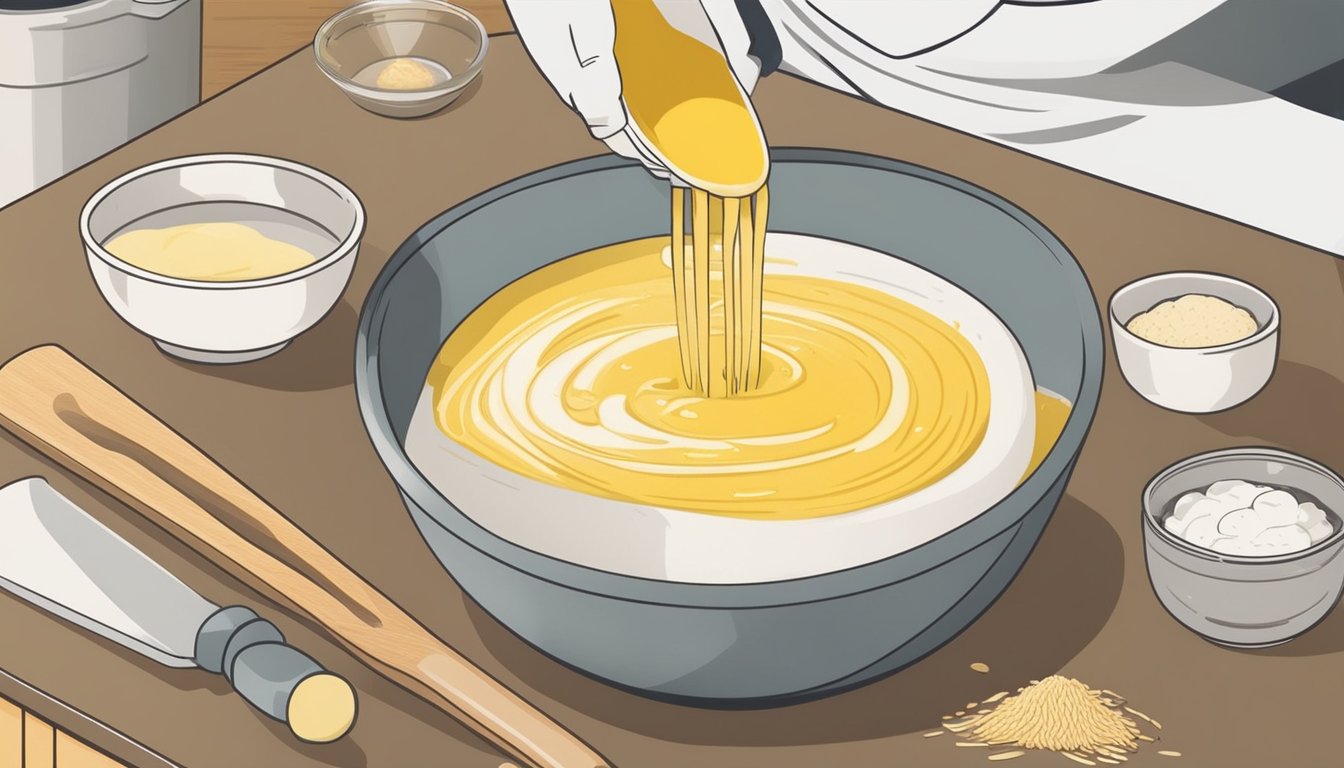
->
[0,0,200,208]
[1142,447,1344,648]
[355,150,1104,704]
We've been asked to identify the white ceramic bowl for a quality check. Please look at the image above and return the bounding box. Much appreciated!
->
[405,233,1037,583]
[314,0,488,119]
[1110,271,1278,413]
[1143,447,1344,647]
[81,154,365,364]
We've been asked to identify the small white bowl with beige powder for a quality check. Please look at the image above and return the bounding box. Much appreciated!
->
[81,154,365,363]
[1110,272,1278,413]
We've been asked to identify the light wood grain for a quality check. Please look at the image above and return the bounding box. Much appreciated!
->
[0,698,18,768]
[21,715,52,768]
[202,0,512,98]
[0,346,607,768]
[0,698,126,768]
[54,733,121,768]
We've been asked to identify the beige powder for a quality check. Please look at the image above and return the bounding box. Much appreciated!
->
[1126,294,1258,348]
[376,57,436,90]
[105,222,315,281]
[937,676,1164,764]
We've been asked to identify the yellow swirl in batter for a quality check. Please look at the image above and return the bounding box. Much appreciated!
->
[426,237,1048,519]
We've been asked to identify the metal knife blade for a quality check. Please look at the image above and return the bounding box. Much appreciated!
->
[0,477,215,667]
[0,476,357,742]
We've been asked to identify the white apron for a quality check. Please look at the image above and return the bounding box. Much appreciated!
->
[763,0,1344,255]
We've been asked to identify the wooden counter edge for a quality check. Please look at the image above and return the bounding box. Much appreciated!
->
[0,667,180,768]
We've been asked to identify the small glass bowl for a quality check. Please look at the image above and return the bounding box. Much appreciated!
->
[314,0,488,118]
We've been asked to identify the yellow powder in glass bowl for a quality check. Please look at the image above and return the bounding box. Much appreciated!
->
[376,57,436,90]
[1126,294,1259,348]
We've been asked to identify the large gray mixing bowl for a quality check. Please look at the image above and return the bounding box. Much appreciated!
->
[356,150,1104,705]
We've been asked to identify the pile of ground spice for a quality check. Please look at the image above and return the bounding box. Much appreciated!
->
[929,675,1176,764]
[1126,293,1258,348]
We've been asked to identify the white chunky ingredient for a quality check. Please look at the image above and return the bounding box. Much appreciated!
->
[1163,480,1335,556]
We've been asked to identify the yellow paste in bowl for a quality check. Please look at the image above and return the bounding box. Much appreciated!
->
[105,222,316,281]
[376,57,437,90]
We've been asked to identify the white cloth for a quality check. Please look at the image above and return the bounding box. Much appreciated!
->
[764,0,1344,254]
[507,0,1344,255]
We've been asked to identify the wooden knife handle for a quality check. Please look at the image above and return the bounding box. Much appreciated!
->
[0,345,609,768]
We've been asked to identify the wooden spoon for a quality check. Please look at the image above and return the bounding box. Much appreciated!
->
[0,345,609,768]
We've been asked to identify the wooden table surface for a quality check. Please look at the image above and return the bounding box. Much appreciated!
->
[1,33,1342,768]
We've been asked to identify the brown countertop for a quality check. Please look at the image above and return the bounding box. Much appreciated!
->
[1,34,1342,768]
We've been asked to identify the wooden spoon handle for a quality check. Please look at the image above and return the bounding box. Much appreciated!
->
[0,345,608,768]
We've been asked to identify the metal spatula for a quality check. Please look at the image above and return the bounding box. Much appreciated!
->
[0,477,356,743]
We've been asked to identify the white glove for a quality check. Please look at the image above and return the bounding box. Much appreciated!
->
[506,0,761,182]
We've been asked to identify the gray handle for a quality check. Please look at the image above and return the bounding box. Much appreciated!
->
[195,606,356,742]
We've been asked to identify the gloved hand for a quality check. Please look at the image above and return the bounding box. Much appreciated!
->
[506,0,761,182]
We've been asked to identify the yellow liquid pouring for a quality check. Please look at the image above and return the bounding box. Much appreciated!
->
[424,0,1072,521]
[615,0,769,396]
[427,239,1067,519]
[613,0,767,194]
[105,222,316,281]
